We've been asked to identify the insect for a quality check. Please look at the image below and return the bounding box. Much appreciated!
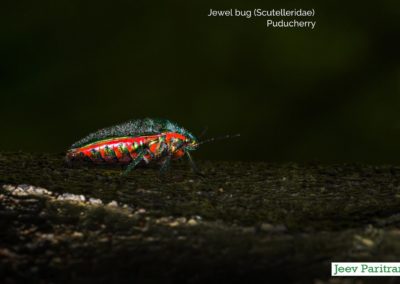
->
[66,118,238,175]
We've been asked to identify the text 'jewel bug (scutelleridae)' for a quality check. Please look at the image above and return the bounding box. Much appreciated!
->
[66,118,240,176]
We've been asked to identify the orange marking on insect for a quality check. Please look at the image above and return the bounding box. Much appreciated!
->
[165,133,186,142]
[149,143,158,154]
[99,147,107,159]
[173,149,185,159]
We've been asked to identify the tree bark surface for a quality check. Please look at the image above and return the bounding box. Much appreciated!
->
[1,152,399,283]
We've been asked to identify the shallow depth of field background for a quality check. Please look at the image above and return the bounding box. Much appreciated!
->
[1,0,399,162]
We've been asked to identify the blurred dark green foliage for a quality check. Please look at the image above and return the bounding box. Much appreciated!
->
[1,0,399,162]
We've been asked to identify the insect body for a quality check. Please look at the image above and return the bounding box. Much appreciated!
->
[66,118,200,175]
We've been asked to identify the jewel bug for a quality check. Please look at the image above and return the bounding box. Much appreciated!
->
[66,118,239,175]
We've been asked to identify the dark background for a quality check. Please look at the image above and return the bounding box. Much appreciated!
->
[1,0,399,163]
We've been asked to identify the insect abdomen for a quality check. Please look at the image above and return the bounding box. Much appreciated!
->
[67,132,191,167]
[67,137,144,164]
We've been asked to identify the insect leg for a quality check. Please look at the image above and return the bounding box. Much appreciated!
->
[185,152,205,177]
[122,149,145,176]
[160,154,172,175]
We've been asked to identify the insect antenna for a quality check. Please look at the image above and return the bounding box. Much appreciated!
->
[197,133,240,146]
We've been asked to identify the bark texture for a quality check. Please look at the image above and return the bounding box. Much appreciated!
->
[1,152,400,283]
